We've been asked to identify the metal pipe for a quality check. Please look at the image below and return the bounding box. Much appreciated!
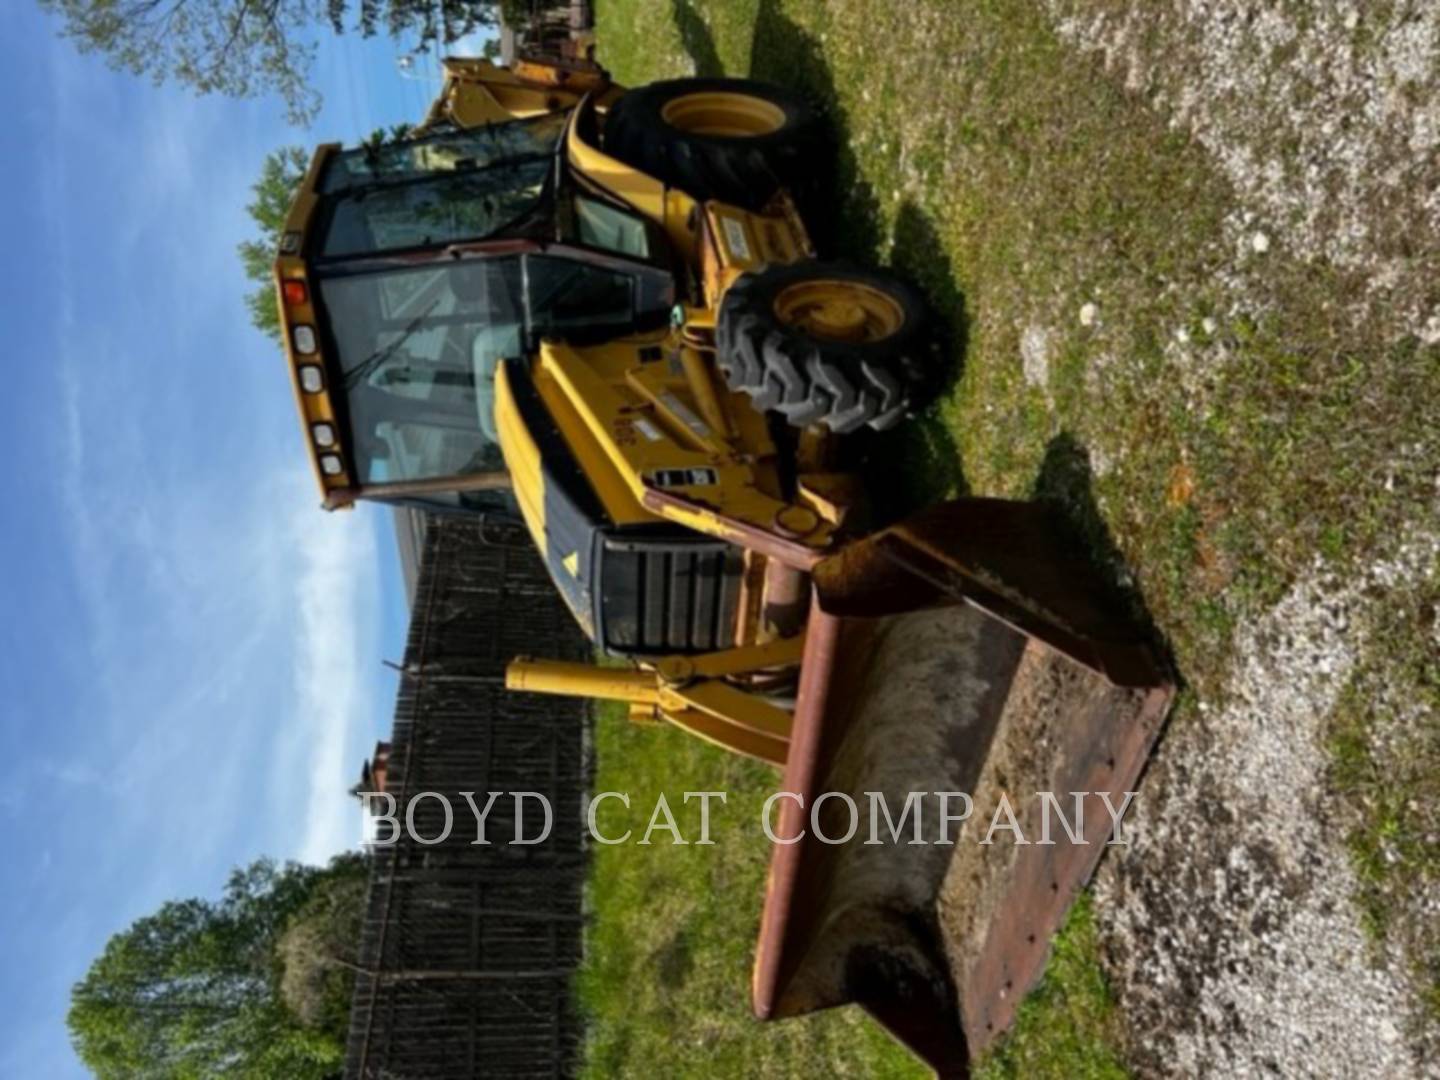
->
[505,658,662,705]
[760,561,809,641]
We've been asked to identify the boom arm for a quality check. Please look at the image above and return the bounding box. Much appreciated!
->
[507,634,805,765]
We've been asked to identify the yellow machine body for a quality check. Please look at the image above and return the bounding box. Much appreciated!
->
[274,47,1176,1076]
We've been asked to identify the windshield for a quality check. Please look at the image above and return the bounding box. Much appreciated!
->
[318,255,636,488]
[322,114,565,192]
[317,114,565,258]
[322,159,551,257]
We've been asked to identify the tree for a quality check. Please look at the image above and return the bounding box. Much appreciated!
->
[276,862,369,1035]
[238,129,410,344]
[40,1,503,125]
[69,854,369,1080]
[40,0,327,125]
[238,145,309,344]
[365,0,501,58]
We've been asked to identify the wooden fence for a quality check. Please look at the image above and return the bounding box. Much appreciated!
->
[345,517,591,1079]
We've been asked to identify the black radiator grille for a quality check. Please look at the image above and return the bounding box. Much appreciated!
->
[597,534,743,655]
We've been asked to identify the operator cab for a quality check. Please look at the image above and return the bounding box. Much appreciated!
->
[281,110,675,515]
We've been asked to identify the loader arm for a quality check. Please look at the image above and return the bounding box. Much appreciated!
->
[495,340,839,568]
[507,633,805,765]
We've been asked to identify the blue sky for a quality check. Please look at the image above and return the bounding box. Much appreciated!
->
[0,6,477,1074]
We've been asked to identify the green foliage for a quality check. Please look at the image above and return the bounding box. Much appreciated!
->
[358,122,415,155]
[40,0,326,125]
[69,853,368,1080]
[976,894,1129,1080]
[579,703,924,1079]
[277,861,370,1036]
[39,0,501,125]
[238,144,308,344]
[239,127,420,346]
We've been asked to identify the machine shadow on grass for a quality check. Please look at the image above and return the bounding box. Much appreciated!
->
[665,0,1169,677]
[1031,432,1179,681]
[670,0,724,77]
[746,0,884,258]
[745,1,971,518]
[875,201,971,503]
[854,201,971,525]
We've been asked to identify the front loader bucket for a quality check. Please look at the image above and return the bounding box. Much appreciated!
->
[752,498,1173,1076]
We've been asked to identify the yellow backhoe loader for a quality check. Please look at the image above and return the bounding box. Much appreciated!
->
[274,45,1172,1077]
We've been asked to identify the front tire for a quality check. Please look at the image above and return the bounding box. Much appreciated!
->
[603,77,823,210]
[716,262,935,433]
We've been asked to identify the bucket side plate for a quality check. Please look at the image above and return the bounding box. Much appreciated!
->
[752,498,1174,1075]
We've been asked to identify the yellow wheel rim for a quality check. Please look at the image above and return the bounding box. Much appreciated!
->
[660,91,786,137]
[773,280,906,344]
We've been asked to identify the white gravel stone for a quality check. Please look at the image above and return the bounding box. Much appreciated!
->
[1045,0,1440,340]
[1020,324,1052,388]
[1093,529,1440,1078]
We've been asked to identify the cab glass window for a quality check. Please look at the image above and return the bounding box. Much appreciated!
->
[318,255,637,487]
[320,260,523,486]
[321,158,550,257]
[575,196,650,260]
[321,113,566,193]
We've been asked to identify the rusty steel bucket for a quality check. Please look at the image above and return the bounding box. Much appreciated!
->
[751,498,1174,1077]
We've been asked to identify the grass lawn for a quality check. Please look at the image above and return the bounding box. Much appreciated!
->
[579,0,1440,1073]
[578,704,924,1079]
[579,705,1127,1079]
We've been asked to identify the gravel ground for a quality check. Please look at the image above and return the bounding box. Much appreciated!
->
[1045,0,1440,342]
[1037,4,1440,1074]
[1094,530,1440,1078]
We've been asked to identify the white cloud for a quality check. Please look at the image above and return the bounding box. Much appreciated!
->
[36,33,398,881]
[286,495,381,863]
[11,24,415,1079]
[45,434,389,878]
[449,28,499,60]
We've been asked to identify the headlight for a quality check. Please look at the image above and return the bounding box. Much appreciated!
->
[293,325,317,354]
[298,365,324,393]
[312,423,337,449]
[319,454,344,477]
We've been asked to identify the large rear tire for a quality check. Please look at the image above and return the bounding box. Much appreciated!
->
[603,77,823,210]
[716,262,936,434]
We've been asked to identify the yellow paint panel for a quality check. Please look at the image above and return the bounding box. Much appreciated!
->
[432,57,608,129]
[566,105,666,220]
[565,103,700,260]
[700,195,815,309]
[493,362,550,557]
[275,145,358,501]
[532,362,654,527]
[537,341,829,550]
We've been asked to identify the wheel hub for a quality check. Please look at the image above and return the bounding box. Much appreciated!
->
[660,92,786,137]
[773,280,906,343]
[813,300,866,337]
